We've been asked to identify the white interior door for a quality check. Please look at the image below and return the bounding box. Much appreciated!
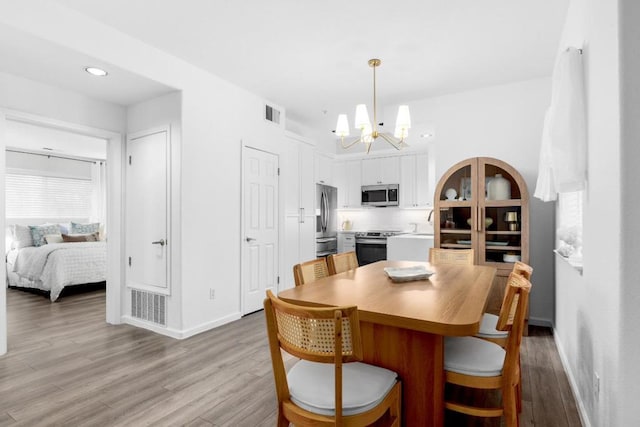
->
[126,128,170,293]
[242,146,278,314]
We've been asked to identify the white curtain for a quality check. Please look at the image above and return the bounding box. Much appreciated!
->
[534,46,587,201]
[90,161,107,227]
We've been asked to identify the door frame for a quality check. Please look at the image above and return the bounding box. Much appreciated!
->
[0,109,124,355]
[240,143,280,315]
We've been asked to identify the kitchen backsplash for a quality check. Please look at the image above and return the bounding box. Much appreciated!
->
[337,208,434,234]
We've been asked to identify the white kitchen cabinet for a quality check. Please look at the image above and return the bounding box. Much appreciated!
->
[400,154,432,208]
[361,156,400,185]
[335,159,362,208]
[282,137,316,290]
[314,152,334,186]
[337,231,356,253]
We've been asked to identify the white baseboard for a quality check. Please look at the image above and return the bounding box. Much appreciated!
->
[553,328,592,427]
[121,312,242,339]
[179,312,243,339]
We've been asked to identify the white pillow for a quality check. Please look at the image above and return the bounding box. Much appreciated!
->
[44,234,64,244]
[12,225,34,249]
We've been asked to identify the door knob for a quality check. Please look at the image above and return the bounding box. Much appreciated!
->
[246,237,256,242]
[151,239,166,246]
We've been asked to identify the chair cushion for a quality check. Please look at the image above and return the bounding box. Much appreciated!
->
[445,336,506,377]
[287,360,398,416]
[476,313,509,338]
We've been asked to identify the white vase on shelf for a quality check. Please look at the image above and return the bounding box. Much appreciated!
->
[487,174,510,200]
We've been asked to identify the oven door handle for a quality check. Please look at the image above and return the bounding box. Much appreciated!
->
[356,239,387,244]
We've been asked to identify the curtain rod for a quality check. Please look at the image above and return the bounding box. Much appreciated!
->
[6,148,104,164]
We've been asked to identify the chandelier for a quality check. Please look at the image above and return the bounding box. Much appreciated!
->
[335,58,411,154]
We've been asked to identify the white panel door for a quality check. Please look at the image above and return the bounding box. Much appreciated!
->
[126,129,169,292]
[242,147,279,314]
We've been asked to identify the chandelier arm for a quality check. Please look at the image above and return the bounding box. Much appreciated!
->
[340,136,363,149]
[378,132,403,150]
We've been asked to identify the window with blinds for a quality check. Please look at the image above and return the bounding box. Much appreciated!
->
[5,173,93,218]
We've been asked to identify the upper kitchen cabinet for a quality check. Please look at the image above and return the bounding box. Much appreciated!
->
[335,159,362,208]
[400,153,432,208]
[314,152,334,186]
[361,156,400,185]
[434,157,529,316]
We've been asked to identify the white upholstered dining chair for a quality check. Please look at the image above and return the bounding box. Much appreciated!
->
[263,290,402,426]
[444,272,531,427]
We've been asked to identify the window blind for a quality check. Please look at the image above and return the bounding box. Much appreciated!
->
[5,173,93,218]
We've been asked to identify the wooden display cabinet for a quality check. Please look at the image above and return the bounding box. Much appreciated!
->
[434,157,530,320]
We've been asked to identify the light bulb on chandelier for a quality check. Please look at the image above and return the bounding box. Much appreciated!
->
[335,58,411,154]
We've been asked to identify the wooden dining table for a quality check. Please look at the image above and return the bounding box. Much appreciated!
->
[277,260,496,427]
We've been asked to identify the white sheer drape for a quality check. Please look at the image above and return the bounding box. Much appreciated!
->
[534,46,587,201]
[90,161,107,227]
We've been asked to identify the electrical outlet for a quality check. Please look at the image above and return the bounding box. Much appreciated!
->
[594,372,600,399]
[209,289,215,300]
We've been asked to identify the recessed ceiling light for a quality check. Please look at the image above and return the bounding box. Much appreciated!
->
[84,66,108,77]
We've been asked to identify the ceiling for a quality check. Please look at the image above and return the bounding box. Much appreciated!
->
[0,23,175,107]
[2,1,568,139]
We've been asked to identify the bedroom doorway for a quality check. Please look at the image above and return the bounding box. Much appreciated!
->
[0,110,123,355]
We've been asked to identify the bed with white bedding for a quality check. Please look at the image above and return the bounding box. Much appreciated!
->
[6,241,107,301]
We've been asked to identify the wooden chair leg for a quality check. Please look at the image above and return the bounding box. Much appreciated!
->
[503,383,519,427]
[516,356,522,413]
[277,411,289,427]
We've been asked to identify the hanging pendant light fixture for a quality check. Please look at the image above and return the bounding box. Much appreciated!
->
[335,58,411,154]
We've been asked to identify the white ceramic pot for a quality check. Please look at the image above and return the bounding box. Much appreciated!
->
[487,174,510,200]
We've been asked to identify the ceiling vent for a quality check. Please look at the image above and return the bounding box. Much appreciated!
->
[265,104,281,125]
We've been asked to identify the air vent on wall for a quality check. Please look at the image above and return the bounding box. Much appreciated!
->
[265,104,281,124]
[131,289,167,326]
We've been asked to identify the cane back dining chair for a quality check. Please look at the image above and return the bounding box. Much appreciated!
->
[327,251,359,275]
[476,261,533,346]
[443,272,532,427]
[428,248,474,265]
[293,258,330,287]
[263,290,402,427]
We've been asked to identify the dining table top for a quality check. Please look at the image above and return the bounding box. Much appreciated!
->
[278,260,497,336]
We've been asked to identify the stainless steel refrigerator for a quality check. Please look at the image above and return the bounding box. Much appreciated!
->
[315,183,337,257]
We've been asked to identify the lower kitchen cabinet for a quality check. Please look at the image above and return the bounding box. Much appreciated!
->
[337,231,356,253]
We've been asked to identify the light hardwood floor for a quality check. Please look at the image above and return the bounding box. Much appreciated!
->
[1,287,581,427]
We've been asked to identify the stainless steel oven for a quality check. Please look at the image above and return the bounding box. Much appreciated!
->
[355,230,402,265]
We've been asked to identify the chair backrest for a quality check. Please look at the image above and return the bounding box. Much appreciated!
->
[496,273,531,384]
[263,290,363,421]
[327,251,359,275]
[293,258,330,286]
[429,248,475,265]
[512,261,533,280]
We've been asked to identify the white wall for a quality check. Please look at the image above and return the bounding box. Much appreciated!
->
[552,0,630,426]
[619,1,640,425]
[369,78,555,324]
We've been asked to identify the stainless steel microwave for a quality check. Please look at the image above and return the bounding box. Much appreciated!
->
[361,184,399,207]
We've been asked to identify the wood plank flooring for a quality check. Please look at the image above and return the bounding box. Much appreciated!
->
[1,287,581,427]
